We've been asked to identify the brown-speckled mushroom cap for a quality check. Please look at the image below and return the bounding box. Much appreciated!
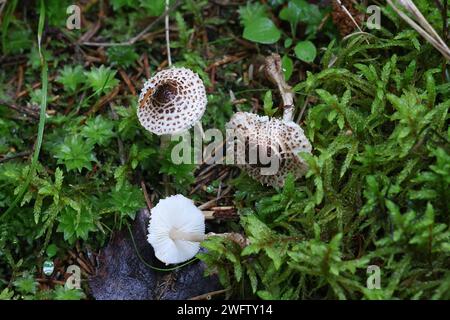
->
[226,112,312,187]
[137,68,207,135]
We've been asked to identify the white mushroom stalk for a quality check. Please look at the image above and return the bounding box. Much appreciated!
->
[147,194,205,265]
[137,67,207,135]
[265,53,295,122]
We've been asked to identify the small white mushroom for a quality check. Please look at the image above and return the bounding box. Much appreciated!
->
[147,194,205,265]
[137,67,207,135]
[226,112,312,188]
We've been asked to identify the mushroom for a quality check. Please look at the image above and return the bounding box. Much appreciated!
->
[226,112,311,188]
[137,67,207,135]
[225,54,312,187]
[147,194,205,265]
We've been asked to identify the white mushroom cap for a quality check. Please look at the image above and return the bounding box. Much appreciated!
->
[226,112,312,188]
[147,194,205,265]
[137,67,207,135]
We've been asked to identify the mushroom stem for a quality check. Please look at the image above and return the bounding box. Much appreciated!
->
[160,134,171,195]
[169,228,205,242]
[165,0,172,66]
[264,54,295,122]
[195,121,205,139]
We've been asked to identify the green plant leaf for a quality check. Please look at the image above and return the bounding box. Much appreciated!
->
[81,115,115,146]
[108,182,145,219]
[84,65,119,95]
[243,17,281,44]
[54,135,97,172]
[281,55,294,81]
[57,65,84,93]
[294,41,317,63]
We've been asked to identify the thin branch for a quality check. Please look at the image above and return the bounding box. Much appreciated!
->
[0,151,31,164]
[188,288,230,300]
[388,0,450,60]
[0,0,7,26]
[334,0,369,44]
[140,180,153,210]
[82,0,180,47]
[0,100,40,119]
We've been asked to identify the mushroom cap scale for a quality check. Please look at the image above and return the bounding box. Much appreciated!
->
[137,67,207,135]
[226,112,312,188]
[147,194,205,265]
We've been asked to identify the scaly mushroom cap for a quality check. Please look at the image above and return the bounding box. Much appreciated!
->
[226,112,312,187]
[137,68,207,135]
[147,194,205,265]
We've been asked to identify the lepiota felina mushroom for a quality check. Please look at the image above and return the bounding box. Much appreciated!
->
[225,54,312,187]
[226,112,311,187]
[137,67,207,135]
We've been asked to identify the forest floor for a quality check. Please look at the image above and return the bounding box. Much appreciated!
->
[0,0,449,300]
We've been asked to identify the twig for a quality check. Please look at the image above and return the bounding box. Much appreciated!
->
[198,186,232,210]
[205,52,248,71]
[0,151,31,163]
[141,180,153,210]
[16,65,24,97]
[85,86,120,115]
[297,96,310,123]
[0,0,6,24]
[188,288,230,300]
[334,1,365,32]
[202,206,239,220]
[387,0,450,60]
[143,53,151,79]
[82,0,180,47]
[0,100,39,119]
[16,75,56,98]
[119,69,136,96]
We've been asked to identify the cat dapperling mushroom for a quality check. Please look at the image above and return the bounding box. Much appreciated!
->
[137,67,207,135]
[147,194,205,265]
[225,54,312,187]
[226,112,311,188]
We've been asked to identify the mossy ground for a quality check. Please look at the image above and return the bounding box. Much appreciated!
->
[0,0,449,300]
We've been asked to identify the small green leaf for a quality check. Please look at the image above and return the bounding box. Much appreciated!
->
[109,183,145,219]
[81,115,115,146]
[57,65,84,93]
[85,65,119,95]
[263,90,276,116]
[281,55,294,81]
[54,135,97,172]
[53,286,86,300]
[294,41,317,63]
[243,17,281,44]
[284,38,293,48]
[107,46,139,68]
[57,205,96,244]
[46,244,58,258]
[139,0,165,16]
